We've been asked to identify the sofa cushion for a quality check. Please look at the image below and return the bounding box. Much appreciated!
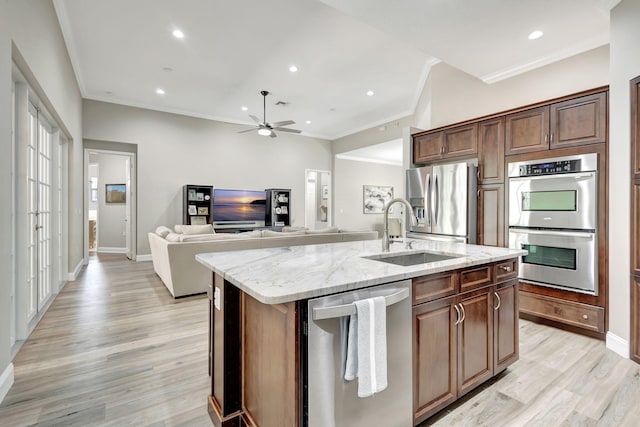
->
[155,226,172,238]
[235,230,263,238]
[305,226,339,234]
[282,226,308,232]
[179,233,240,242]
[262,229,306,237]
[338,227,373,233]
[166,232,182,242]
[175,224,215,235]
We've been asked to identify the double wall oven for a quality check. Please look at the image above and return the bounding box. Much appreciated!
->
[508,153,598,295]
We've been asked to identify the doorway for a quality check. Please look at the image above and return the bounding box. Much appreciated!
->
[305,169,331,229]
[84,149,136,261]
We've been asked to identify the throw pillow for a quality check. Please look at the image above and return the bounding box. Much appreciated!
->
[174,224,214,235]
[165,232,182,242]
[155,226,172,238]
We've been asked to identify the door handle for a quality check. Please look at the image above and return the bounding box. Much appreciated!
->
[494,292,501,310]
[509,172,595,182]
[312,287,409,320]
[508,228,594,239]
[434,175,439,225]
[426,175,431,226]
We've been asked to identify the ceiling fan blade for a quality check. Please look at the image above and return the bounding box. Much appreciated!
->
[249,115,262,124]
[269,131,277,138]
[270,120,295,127]
[273,127,301,134]
[237,128,258,133]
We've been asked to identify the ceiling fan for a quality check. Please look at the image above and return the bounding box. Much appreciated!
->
[238,90,301,138]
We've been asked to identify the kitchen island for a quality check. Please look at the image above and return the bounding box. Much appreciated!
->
[197,239,525,427]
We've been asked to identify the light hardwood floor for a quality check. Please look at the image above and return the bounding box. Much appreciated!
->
[1,255,639,426]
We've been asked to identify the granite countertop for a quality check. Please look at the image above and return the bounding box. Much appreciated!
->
[196,239,526,305]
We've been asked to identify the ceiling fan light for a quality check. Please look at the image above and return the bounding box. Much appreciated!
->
[258,128,271,136]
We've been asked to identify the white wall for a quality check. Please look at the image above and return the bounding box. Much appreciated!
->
[0,0,82,401]
[423,45,610,129]
[82,100,333,255]
[91,153,127,250]
[608,0,640,349]
[334,158,404,234]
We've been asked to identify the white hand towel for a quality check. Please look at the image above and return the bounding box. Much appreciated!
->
[343,313,358,381]
[349,296,388,397]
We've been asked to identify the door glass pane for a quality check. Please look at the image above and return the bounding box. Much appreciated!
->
[521,190,576,211]
[522,244,576,270]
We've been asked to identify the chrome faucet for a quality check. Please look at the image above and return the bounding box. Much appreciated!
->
[382,198,418,252]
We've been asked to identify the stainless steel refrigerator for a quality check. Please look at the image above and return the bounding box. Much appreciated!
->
[406,161,477,243]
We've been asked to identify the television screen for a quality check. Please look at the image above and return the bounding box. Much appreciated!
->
[212,189,267,222]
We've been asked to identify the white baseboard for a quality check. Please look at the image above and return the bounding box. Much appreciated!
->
[67,259,84,281]
[606,331,630,359]
[0,363,14,404]
[136,254,152,262]
[97,247,127,254]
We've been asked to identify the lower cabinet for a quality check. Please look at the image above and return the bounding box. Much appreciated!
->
[413,269,518,425]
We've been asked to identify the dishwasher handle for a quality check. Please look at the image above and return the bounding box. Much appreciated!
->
[312,287,409,320]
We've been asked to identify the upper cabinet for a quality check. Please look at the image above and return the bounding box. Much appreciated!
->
[478,118,505,184]
[505,92,607,155]
[414,123,478,164]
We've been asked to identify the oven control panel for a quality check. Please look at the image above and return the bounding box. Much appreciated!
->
[519,159,581,176]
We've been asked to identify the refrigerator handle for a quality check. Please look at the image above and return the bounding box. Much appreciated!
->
[426,175,431,226]
[434,175,439,225]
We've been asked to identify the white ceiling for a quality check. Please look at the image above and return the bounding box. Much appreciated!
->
[54,0,617,141]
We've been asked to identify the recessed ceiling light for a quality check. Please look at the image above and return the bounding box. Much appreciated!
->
[367,90,374,96]
[172,29,184,39]
[241,106,248,111]
[528,30,543,40]
[289,65,298,73]
[156,88,165,95]
[305,120,311,124]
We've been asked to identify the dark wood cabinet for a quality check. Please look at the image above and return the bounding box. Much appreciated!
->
[550,92,607,149]
[632,276,640,364]
[413,296,457,423]
[477,184,504,247]
[494,279,519,372]
[505,106,550,155]
[478,118,505,184]
[457,287,493,397]
[412,260,519,424]
[506,92,607,155]
[413,123,477,164]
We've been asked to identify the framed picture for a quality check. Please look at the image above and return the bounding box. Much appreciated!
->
[197,206,209,215]
[363,185,393,214]
[196,192,204,201]
[105,184,126,203]
[191,216,207,225]
[322,185,329,200]
[188,189,197,201]
[188,205,197,215]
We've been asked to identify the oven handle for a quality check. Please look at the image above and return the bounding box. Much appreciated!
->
[509,228,594,239]
[509,172,595,182]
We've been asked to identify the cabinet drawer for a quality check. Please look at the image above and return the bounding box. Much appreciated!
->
[460,265,492,292]
[520,291,604,333]
[412,272,458,305]
[495,259,518,283]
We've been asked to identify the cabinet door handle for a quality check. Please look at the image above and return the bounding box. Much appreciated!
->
[494,292,501,310]
[459,303,466,324]
[544,134,548,143]
[454,304,461,325]
[500,265,512,272]
[551,133,554,143]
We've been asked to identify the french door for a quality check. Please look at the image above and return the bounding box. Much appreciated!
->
[26,103,54,321]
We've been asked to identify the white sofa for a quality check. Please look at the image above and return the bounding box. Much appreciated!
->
[149,226,378,298]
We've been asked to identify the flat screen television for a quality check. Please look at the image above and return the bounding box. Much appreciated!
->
[212,189,267,230]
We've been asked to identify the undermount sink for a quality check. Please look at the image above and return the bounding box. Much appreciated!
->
[363,250,462,267]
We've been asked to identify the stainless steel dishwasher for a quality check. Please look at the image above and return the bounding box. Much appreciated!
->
[303,280,412,427]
